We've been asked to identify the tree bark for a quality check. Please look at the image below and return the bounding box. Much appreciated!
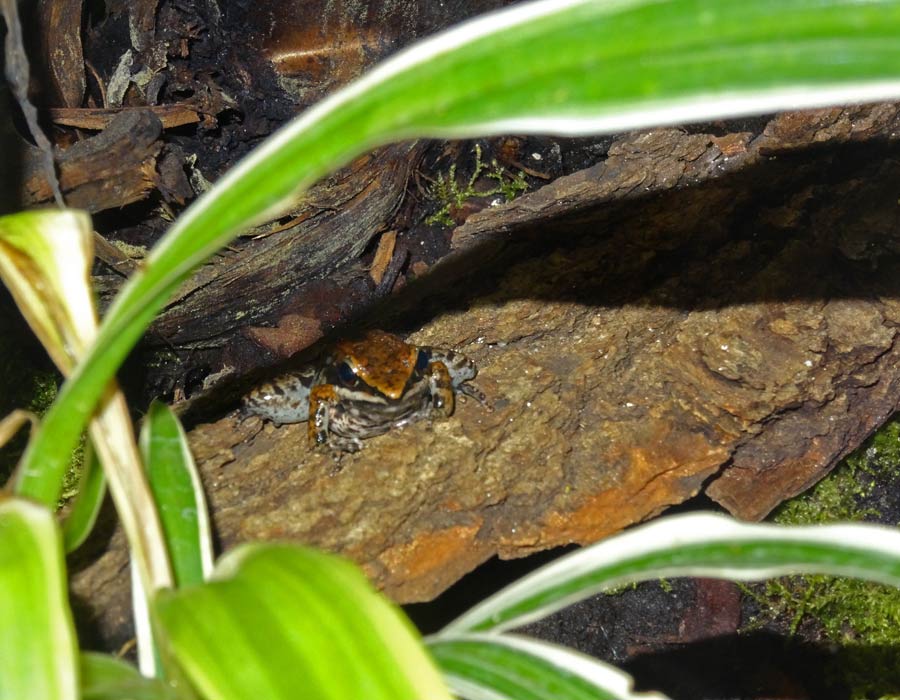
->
[71,103,900,651]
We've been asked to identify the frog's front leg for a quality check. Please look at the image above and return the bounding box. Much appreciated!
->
[308,384,337,447]
[426,361,455,417]
[308,384,363,453]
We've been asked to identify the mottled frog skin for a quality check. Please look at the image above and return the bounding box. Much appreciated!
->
[243,330,485,453]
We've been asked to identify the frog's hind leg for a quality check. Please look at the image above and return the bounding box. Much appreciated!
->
[424,347,477,388]
[427,361,456,417]
[426,347,491,409]
[457,381,491,409]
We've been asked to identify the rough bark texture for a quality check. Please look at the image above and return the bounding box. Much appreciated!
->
[139,141,423,351]
[245,0,512,106]
[22,110,163,210]
[71,103,900,651]
[35,0,85,107]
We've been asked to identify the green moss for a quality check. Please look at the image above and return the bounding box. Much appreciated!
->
[0,309,85,503]
[426,144,528,227]
[26,370,59,414]
[110,240,148,260]
[747,414,900,699]
[776,417,900,526]
[0,325,55,478]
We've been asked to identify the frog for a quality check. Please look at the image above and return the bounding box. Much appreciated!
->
[242,330,486,453]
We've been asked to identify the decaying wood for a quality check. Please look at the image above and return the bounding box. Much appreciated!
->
[71,104,900,652]
[252,0,509,106]
[449,104,900,252]
[23,110,163,211]
[92,233,139,277]
[49,105,200,130]
[145,141,424,347]
[36,0,85,108]
[369,230,398,286]
[127,0,158,53]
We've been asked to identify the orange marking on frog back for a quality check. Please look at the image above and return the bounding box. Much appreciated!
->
[336,330,417,400]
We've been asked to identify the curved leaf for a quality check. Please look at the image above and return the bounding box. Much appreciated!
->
[154,543,450,700]
[80,653,182,700]
[140,400,213,588]
[440,513,900,634]
[0,497,78,700]
[137,401,213,676]
[62,439,107,552]
[428,633,670,700]
[0,210,172,594]
[0,209,96,375]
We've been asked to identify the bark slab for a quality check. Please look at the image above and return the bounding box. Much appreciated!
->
[71,104,900,650]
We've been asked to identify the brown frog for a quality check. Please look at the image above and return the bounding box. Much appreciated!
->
[243,330,486,452]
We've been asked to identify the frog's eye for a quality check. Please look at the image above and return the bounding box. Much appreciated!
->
[415,349,430,372]
[338,361,358,385]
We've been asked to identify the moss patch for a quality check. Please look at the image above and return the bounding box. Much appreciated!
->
[0,309,58,479]
[0,304,83,502]
[426,144,528,227]
[747,415,900,699]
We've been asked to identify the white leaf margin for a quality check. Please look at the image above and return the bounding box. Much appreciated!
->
[440,512,900,634]
[429,632,671,700]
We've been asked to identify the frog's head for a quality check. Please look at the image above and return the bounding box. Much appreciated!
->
[334,330,419,400]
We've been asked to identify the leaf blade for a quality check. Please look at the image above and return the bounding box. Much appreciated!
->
[440,513,900,634]
[80,653,182,700]
[139,400,213,587]
[428,633,670,700]
[0,498,78,700]
[62,439,107,552]
[154,543,451,700]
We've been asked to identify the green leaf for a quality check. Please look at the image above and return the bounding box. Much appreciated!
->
[136,401,213,677]
[0,211,172,592]
[80,653,182,700]
[139,400,213,588]
[0,209,96,375]
[154,543,450,700]
[0,497,78,700]
[19,0,900,524]
[440,513,900,634]
[62,439,107,552]
[428,634,670,700]
[0,210,97,505]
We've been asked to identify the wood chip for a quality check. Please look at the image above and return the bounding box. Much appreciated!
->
[49,105,200,130]
[23,110,163,211]
[369,230,397,285]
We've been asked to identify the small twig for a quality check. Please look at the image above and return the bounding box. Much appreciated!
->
[84,59,108,107]
[1,0,63,205]
[92,231,138,278]
[374,241,408,297]
[509,159,551,180]
[49,105,201,130]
